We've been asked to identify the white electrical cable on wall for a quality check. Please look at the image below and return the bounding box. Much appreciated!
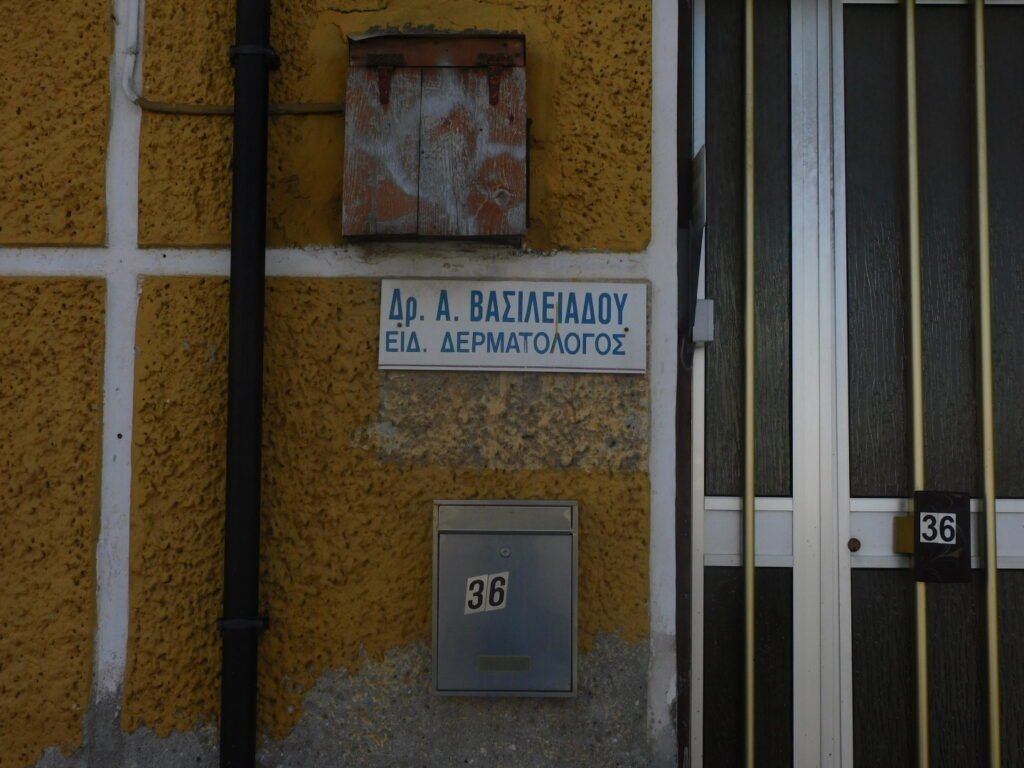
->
[120,0,143,105]
[117,0,343,116]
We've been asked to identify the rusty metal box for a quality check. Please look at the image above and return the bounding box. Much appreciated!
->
[343,33,527,241]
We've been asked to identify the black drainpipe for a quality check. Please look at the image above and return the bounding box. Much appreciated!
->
[219,1,277,766]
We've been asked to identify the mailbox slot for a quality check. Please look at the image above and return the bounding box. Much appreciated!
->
[343,33,528,241]
[432,500,578,696]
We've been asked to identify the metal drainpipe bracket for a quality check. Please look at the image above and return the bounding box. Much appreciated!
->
[229,44,282,70]
[217,616,271,632]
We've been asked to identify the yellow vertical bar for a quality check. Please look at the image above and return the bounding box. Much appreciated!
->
[743,0,756,766]
[972,1,1003,765]
[904,1,929,766]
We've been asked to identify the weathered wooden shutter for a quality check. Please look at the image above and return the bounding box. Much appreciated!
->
[343,34,528,241]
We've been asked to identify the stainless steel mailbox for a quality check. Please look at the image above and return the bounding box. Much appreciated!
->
[432,500,578,696]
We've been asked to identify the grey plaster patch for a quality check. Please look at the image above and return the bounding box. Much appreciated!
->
[31,690,125,768]
[361,371,649,472]
[259,634,650,767]
[81,687,124,768]
[121,721,217,768]
[31,747,75,768]
[72,636,649,767]
[646,632,679,768]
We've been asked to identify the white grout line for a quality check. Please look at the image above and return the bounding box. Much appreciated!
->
[93,0,141,701]
[0,246,653,280]
[266,249,650,279]
[646,0,679,763]
[0,250,108,276]
[94,270,139,699]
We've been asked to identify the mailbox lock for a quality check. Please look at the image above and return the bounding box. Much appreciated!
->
[499,546,511,558]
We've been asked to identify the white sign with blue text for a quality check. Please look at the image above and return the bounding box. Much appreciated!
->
[378,279,647,373]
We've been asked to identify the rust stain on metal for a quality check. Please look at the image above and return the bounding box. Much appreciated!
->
[342,33,527,241]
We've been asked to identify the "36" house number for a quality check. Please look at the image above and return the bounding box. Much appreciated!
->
[920,512,956,544]
[464,572,509,614]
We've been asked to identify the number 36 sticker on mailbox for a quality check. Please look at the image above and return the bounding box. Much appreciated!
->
[465,572,509,614]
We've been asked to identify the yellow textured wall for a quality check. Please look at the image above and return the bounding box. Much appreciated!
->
[0,280,105,766]
[124,277,649,738]
[0,2,109,245]
[138,0,651,250]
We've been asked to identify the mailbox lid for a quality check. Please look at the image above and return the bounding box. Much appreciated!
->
[435,500,575,532]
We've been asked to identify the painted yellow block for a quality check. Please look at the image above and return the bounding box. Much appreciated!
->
[125,277,649,737]
[0,280,105,766]
[138,1,651,250]
[0,2,109,245]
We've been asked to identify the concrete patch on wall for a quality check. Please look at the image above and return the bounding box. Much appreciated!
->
[261,634,649,767]
[360,371,649,471]
[0,279,105,768]
[138,1,651,250]
[122,723,218,768]
[116,635,649,768]
[31,706,217,768]
[30,749,75,768]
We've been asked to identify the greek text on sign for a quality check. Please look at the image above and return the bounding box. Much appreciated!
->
[378,279,647,373]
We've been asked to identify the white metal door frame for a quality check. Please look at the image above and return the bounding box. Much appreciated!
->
[688,3,708,765]
[829,2,856,764]
[793,1,849,765]
[690,1,852,764]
